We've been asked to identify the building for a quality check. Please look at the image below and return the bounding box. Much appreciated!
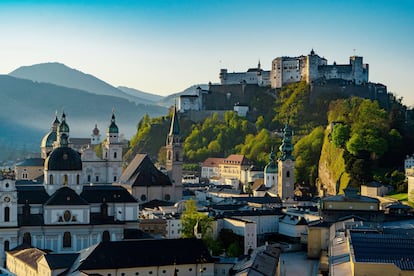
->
[0,112,139,266]
[264,150,278,189]
[6,239,215,276]
[360,181,393,197]
[270,50,369,89]
[201,157,224,179]
[14,158,44,181]
[320,187,382,222]
[219,62,270,87]
[219,155,250,185]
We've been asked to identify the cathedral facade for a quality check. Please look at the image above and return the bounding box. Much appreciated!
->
[0,112,139,266]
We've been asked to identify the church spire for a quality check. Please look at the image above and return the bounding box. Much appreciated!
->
[279,122,294,161]
[169,105,180,137]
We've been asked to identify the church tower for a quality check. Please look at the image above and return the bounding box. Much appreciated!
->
[166,106,183,201]
[91,124,101,145]
[264,149,278,189]
[278,123,295,200]
[41,113,60,159]
[103,112,123,183]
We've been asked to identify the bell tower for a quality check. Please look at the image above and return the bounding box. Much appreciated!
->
[166,106,183,201]
[278,123,295,200]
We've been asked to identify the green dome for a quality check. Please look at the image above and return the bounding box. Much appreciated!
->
[264,163,278,174]
[41,131,57,148]
[108,113,119,133]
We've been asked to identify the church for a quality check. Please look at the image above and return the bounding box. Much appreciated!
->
[0,111,139,266]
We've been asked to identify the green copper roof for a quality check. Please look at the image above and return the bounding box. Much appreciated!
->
[265,150,278,173]
[58,112,69,133]
[108,113,119,133]
[279,123,294,161]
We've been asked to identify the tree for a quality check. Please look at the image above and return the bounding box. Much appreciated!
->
[331,124,350,148]
[180,199,212,239]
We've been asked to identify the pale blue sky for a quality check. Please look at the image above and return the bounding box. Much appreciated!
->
[0,0,413,104]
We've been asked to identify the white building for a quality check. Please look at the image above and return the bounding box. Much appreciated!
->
[270,50,369,88]
[219,62,271,87]
[223,218,257,254]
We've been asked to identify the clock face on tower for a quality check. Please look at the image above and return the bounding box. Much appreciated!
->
[4,196,10,202]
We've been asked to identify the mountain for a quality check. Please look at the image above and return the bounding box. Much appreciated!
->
[0,75,167,160]
[157,84,210,107]
[9,62,155,105]
[118,86,163,103]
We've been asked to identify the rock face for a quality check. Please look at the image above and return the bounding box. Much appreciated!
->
[317,126,350,196]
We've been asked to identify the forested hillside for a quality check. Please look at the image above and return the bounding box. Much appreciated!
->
[126,81,414,193]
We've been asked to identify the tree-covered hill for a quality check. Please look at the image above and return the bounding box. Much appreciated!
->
[126,81,414,193]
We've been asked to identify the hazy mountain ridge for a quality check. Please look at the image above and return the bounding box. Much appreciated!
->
[9,62,159,105]
[0,75,167,157]
[117,86,163,103]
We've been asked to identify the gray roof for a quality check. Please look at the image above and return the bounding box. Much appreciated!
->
[44,187,89,206]
[15,158,44,167]
[350,231,414,270]
[119,154,172,187]
[77,239,214,270]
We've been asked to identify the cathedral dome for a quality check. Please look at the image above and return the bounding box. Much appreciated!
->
[58,112,70,133]
[41,131,57,148]
[45,147,82,171]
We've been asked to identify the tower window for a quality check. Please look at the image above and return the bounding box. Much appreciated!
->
[87,175,91,182]
[76,174,80,185]
[4,240,9,251]
[114,152,117,159]
[4,207,10,222]
[286,171,290,178]
[50,175,54,184]
[63,175,68,186]
[63,232,71,248]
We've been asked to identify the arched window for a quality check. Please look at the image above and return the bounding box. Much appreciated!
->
[49,175,54,184]
[63,232,71,248]
[286,171,290,178]
[113,176,117,182]
[76,174,80,185]
[175,151,180,161]
[167,151,171,161]
[23,232,31,246]
[87,175,91,182]
[4,207,10,222]
[114,152,117,159]
[63,175,68,186]
[102,230,110,242]
[4,240,9,251]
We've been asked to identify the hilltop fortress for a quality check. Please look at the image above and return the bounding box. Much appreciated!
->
[219,49,369,88]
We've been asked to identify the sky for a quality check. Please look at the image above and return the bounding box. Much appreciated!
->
[0,0,413,105]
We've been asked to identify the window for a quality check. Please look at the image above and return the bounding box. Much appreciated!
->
[168,151,171,161]
[114,152,117,159]
[87,175,91,182]
[4,240,9,251]
[63,175,68,186]
[102,230,110,242]
[76,174,80,185]
[286,171,290,178]
[140,194,147,201]
[64,210,71,222]
[96,176,99,182]
[175,151,180,161]
[63,232,71,248]
[4,207,10,222]
[165,194,171,201]
[23,232,31,246]
[113,176,117,182]
[49,175,54,184]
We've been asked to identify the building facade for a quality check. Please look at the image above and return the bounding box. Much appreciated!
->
[270,50,369,88]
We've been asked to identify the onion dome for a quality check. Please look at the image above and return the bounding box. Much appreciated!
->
[279,123,294,161]
[92,124,100,135]
[41,131,57,148]
[58,112,70,133]
[45,146,82,171]
[108,113,119,134]
[264,150,278,173]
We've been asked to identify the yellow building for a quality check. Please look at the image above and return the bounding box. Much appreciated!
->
[219,154,250,182]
